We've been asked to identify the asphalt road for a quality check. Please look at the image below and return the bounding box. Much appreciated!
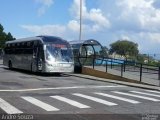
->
[0,63,160,120]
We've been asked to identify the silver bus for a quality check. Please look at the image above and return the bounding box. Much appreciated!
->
[3,36,74,73]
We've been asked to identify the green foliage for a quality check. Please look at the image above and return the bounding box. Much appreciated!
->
[136,54,145,63]
[0,24,15,48]
[103,46,109,57]
[109,40,139,59]
[137,54,160,66]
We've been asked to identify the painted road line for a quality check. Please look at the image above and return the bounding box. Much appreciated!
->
[145,90,160,94]
[86,85,126,88]
[0,98,23,114]
[95,92,140,104]
[73,93,117,106]
[130,91,160,98]
[50,96,90,108]
[0,85,126,92]
[21,97,59,111]
[113,91,160,102]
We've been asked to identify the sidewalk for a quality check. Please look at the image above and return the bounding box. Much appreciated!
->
[67,73,160,91]
[87,66,159,86]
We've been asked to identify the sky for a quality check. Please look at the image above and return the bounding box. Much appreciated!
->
[0,0,160,56]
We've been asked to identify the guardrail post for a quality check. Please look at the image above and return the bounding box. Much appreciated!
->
[158,67,160,80]
[111,58,113,69]
[121,63,123,77]
[106,60,108,73]
[123,61,126,72]
[140,64,142,82]
[92,58,95,69]
[158,66,160,86]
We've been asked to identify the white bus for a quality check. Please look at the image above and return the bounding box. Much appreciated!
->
[3,36,74,73]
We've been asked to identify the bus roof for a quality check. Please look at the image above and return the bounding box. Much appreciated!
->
[69,39,101,46]
[39,36,68,44]
[6,36,68,44]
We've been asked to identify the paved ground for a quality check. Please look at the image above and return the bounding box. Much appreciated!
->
[0,60,160,120]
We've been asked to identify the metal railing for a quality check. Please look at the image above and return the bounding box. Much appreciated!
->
[89,57,160,86]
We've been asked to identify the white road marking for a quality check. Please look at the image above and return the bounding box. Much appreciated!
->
[95,92,140,104]
[21,96,59,111]
[145,90,160,94]
[130,91,160,98]
[0,98,23,114]
[113,91,160,102]
[50,96,90,108]
[0,85,126,92]
[73,93,117,106]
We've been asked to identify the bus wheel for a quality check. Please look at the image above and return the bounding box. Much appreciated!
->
[8,61,12,69]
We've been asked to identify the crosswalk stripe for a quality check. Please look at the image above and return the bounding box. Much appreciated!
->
[21,97,59,111]
[95,92,140,104]
[50,96,90,108]
[0,98,23,114]
[145,90,160,94]
[130,91,160,98]
[73,93,117,106]
[113,91,160,102]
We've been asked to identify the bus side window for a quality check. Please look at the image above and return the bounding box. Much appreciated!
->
[33,41,38,57]
[33,46,37,58]
[38,44,44,61]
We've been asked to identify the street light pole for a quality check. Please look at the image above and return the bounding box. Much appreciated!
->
[79,0,82,41]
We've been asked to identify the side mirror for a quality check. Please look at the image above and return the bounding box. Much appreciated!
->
[39,58,42,62]
[43,45,46,50]
[33,53,36,58]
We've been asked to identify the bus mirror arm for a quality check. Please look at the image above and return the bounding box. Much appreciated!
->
[39,58,42,62]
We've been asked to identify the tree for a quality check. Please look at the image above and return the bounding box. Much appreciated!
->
[103,46,109,57]
[0,24,15,48]
[6,32,15,41]
[109,40,139,60]
[0,24,4,32]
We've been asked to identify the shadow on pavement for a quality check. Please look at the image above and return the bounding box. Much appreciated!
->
[3,68,70,77]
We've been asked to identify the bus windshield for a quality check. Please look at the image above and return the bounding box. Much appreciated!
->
[46,44,73,62]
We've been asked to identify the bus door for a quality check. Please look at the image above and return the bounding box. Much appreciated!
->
[37,43,44,71]
[32,41,44,72]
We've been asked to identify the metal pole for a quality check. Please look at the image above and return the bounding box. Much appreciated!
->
[79,0,82,41]
[111,58,113,69]
[106,60,108,72]
[93,57,95,69]
[140,64,142,82]
[158,67,160,86]
[123,60,126,72]
[121,64,123,77]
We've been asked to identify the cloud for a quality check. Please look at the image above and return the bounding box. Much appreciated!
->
[69,0,110,32]
[21,0,160,53]
[22,0,110,38]
[35,0,54,16]
[98,0,160,32]
[97,0,160,51]
[36,0,54,6]
[116,0,160,32]
[67,20,80,32]
[21,25,66,36]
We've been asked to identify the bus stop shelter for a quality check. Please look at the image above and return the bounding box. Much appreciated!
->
[69,39,107,73]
